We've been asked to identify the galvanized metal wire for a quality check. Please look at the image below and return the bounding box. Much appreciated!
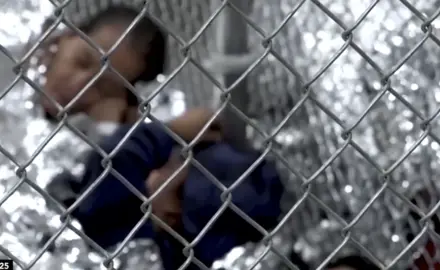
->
[1,0,440,269]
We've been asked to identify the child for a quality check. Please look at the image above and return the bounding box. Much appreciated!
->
[36,5,284,270]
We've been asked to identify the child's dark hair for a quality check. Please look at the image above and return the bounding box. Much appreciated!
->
[79,5,166,106]
[327,255,380,270]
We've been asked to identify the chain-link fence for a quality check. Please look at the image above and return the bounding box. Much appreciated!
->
[1,0,440,269]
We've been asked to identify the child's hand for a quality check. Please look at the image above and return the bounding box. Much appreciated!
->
[146,151,188,230]
[168,108,223,142]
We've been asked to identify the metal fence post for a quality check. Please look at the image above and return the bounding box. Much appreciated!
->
[215,0,251,151]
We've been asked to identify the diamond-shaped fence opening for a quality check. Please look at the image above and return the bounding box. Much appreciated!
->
[0,0,440,269]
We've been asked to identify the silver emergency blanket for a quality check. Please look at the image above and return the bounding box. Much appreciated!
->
[0,0,440,269]
[219,0,440,269]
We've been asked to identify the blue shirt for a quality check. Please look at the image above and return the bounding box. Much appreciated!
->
[49,122,283,270]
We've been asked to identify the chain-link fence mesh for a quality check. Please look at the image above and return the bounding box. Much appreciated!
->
[1,0,440,269]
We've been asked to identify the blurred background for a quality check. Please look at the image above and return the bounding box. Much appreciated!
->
[1,0,440,269]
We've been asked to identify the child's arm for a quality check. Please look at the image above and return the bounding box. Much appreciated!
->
[71,122,176,248]
[74,107,222,217]
[69,108,222,249]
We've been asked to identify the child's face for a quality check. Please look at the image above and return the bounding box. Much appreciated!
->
[42,24,145,116]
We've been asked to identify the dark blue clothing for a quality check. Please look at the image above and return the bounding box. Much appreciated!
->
[50,122,283,270]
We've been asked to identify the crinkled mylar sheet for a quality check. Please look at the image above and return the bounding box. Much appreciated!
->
[1,0,440,269]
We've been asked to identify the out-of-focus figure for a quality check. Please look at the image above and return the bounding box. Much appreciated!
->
[33,5,285,269]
